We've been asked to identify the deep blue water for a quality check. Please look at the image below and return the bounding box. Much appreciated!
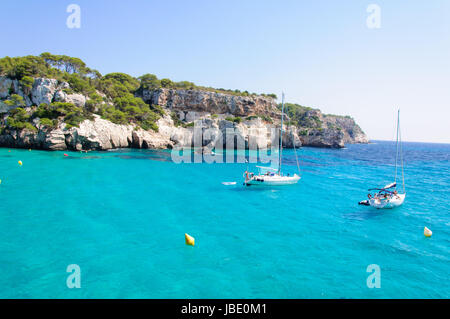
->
[0,141,448,298]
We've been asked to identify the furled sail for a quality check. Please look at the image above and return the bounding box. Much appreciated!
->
[383,182,397,189]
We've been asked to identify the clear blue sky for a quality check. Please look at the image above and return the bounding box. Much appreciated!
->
[1,0,449,142]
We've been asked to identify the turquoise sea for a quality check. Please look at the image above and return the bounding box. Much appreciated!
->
[0,141,449,298]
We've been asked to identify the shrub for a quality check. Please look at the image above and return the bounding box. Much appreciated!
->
[65,73,95,95]
[103,73,139,92]
[34,102,89,129]
[225,116,242,124]
[261,115,273,123]
[138,74,161,90]
[7,120,36,131]
[63,88,74,95]
[183,122,195,128]
[100,73,139,99]
[4,94,25,107]
[9,107,29,122]
[175,81,195,90]
[85,92,103,113]
[64,111,89,128]
[160,78,174,88]
[20,76,34,94]
[35,102,78,118]
[39,118,56,128]
[171,112,182,127]
[6,107,36,131]
[150,104,165,116]
[140,120,159,132]
[107,109,127,125]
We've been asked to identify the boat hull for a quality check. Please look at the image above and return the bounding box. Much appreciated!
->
[245,174,300,186]
[369,193,405,209]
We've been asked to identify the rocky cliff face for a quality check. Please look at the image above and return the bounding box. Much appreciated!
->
[0,76,87,108]
[140,88,279,118]
[0,76,368,151]
[324,114,368,144]
[295,109,369,148]
[0,114,172,150]
[0,113,301,152]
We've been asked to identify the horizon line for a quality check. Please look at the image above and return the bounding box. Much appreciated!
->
[369,139,450,145]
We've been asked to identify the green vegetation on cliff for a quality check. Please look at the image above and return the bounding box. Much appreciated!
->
[280,103,322,128]
[0,54,162,131]
[137,72,277,97]
[6,107,36,131]
[0,53,278,132]
[0,54,278,99]
[35,102,93,129]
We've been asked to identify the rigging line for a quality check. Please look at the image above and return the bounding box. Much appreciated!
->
[292,130,301,176]
[394,109,400,184]
[278,92,285,175]
[399,113,406,193]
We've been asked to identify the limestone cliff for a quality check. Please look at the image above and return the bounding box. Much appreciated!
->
[294,109,369,148]
[140,88,279,118]
[0,76,368,151]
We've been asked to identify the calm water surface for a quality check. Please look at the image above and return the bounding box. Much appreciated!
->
[0,141,448,298]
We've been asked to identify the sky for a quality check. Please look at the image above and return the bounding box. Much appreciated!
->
[1,0,449,143]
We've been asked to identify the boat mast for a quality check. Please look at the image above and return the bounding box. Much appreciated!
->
[278,92,285,175]
[394,109,400,185]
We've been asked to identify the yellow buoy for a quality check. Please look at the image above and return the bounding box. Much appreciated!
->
[29,149,31,151]
[424,227,432,237]
[18,160,23,166]
[185,233,195,246]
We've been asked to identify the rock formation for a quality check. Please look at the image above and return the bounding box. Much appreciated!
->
[140,88,279,118]
[0,76,368,151]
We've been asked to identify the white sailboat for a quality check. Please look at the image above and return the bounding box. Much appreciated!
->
[243,93,300,186]
[360,109,406,208]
